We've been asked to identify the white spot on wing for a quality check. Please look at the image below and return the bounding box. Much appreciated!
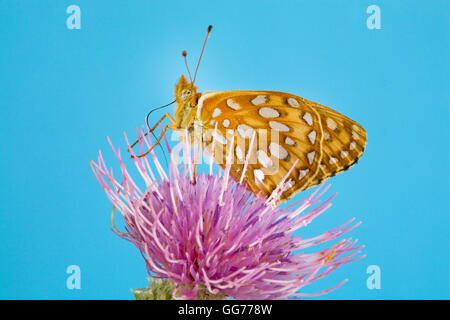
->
[236,145,244,161]
[285,137,295,146]
[307,130,316,145]
[307,151,315,165]
[226,99,240,110]
[349,141,356,150]
[284,180,295,189]
[269,121,290,132]
[341,150,349,158]
[254,169,265,182]
[329,157,338,164]
[212,131,227,145]
[269,142,288,160]
[299,169,309,180]
[257,150,273,168]
[237,124,255,138]
[327,118,337,131]
[303,112,313,126]
[258,107,280,118]
[287,98,300,107]
[352,131,359,140]
[222,119,230,128]
[212,108,221,118]
[251,95,267,105]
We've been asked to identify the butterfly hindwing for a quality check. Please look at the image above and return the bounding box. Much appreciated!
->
[300,100,367,189]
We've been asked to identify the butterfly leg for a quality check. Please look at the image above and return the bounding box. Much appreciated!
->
[134,124,176,158]
[129,113,176,150]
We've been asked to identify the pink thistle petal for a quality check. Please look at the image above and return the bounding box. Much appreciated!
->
[90,127,365,300]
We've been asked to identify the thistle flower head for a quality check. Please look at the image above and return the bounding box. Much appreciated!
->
[90,128,364,300]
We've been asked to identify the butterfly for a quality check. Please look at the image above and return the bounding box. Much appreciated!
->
[131,25,367,203]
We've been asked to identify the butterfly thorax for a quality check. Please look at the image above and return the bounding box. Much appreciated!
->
[174,75,201,131]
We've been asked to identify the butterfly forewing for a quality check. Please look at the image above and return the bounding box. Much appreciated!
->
[198,90,367,201]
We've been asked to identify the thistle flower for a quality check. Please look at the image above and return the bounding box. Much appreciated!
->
[90,128,364,300]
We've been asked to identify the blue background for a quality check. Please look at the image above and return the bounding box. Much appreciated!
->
[0,0,448,299]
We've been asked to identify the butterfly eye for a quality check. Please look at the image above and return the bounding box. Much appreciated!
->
[181,89,193,100]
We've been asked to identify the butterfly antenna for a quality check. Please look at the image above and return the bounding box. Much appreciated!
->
[193,25,213,84]
[182,50,193,83]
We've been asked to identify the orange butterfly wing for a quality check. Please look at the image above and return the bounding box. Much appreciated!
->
[197,90,367,202]
[304,100,367,189]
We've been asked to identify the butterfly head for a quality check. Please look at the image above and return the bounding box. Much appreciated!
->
[174,75,200,129]
[175,74,199,104]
